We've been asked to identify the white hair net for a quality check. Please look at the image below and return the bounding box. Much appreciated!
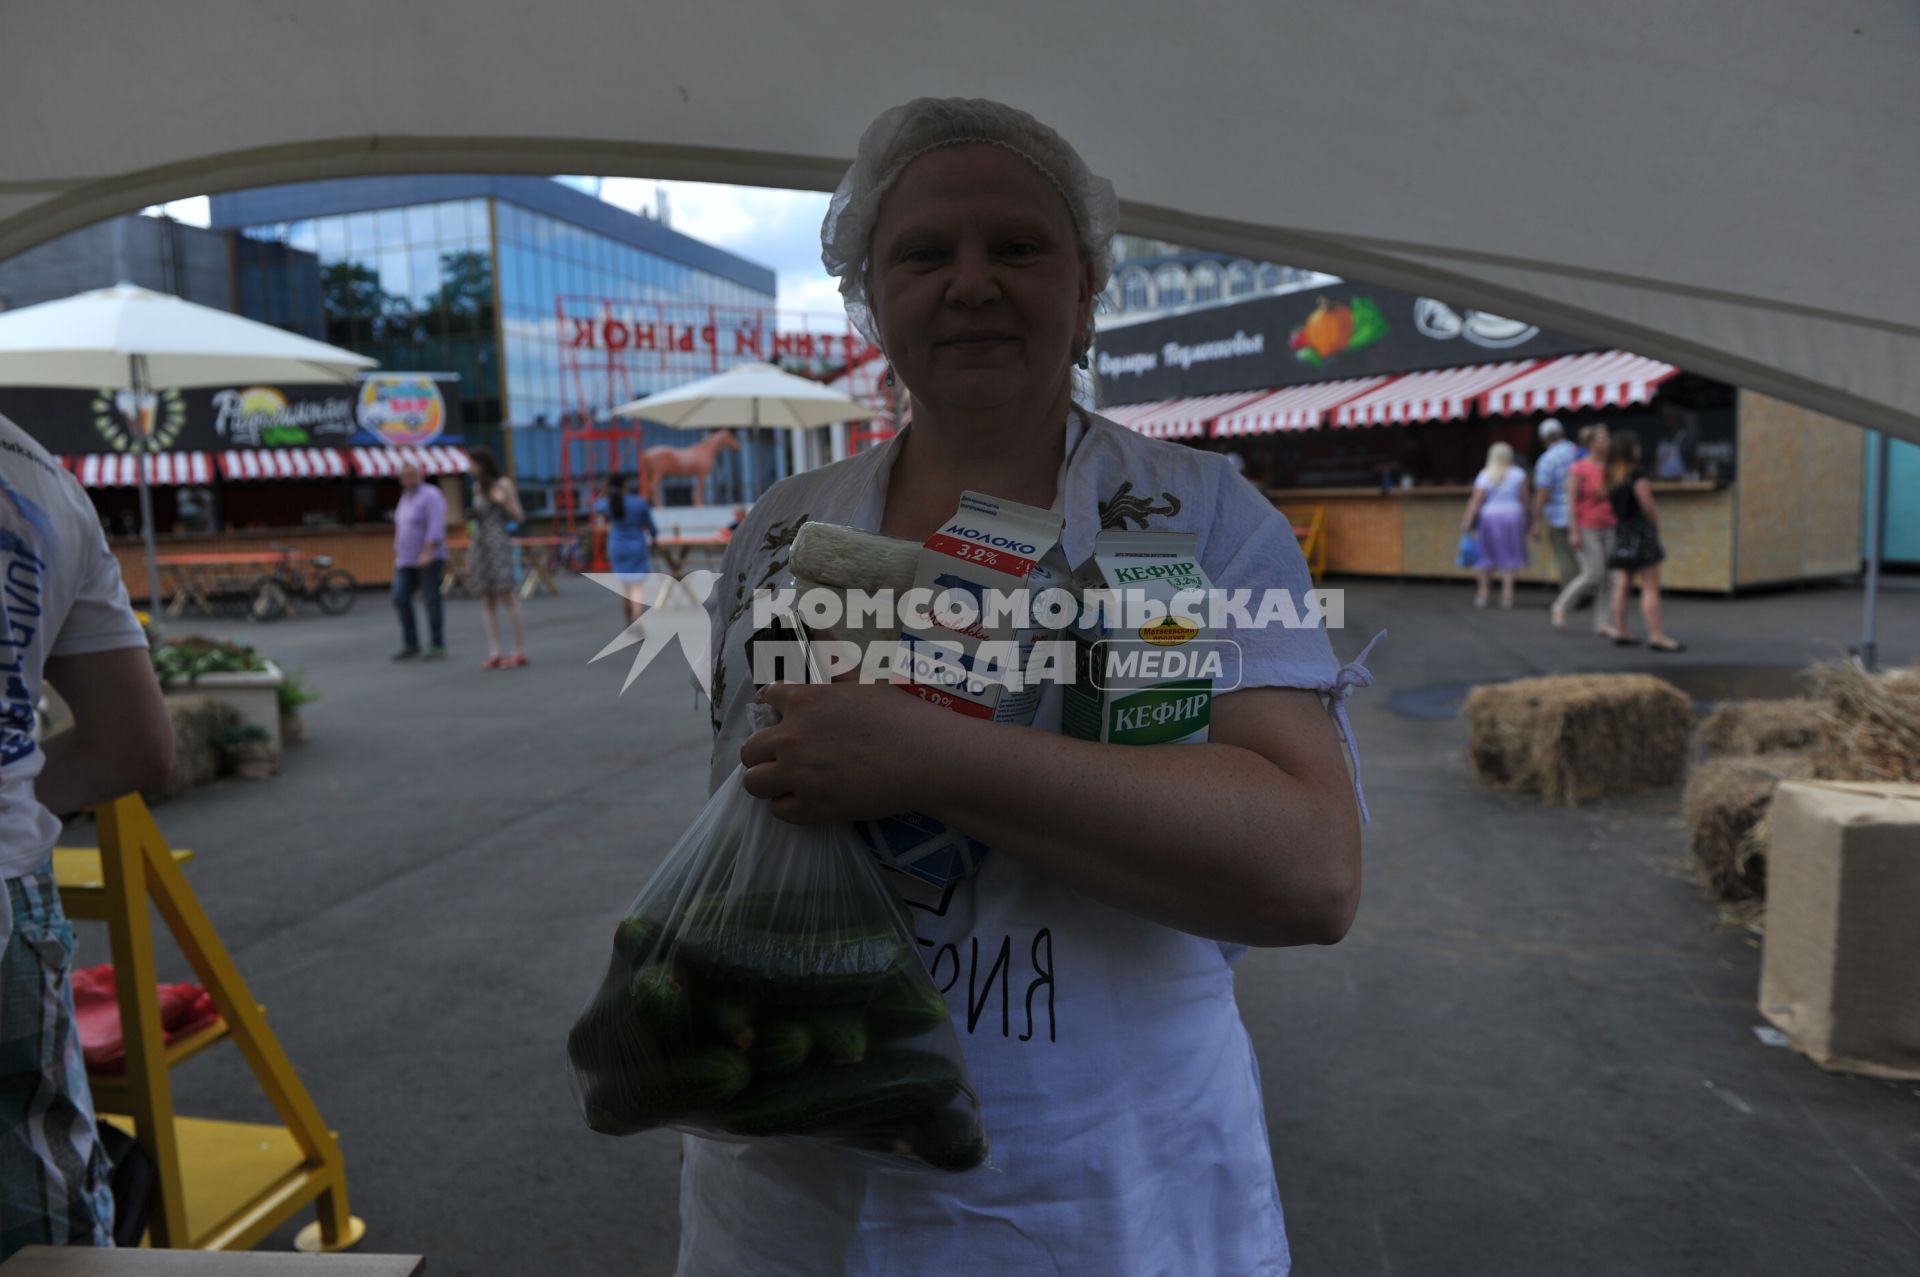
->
[821,97,1121,350]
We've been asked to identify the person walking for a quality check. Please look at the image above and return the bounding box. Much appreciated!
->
[466,448,528,669]
[1461,441,1531,608]
[391,462,447,660]
[0,412,174,1260]
[1552,423,1619,635]
[1530,418,1580,599]
[592,473,657,626]
[1605,433,1684,650]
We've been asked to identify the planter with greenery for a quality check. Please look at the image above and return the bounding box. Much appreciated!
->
[152,636,286,750]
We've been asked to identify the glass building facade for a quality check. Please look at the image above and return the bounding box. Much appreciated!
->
[211,175,779,508]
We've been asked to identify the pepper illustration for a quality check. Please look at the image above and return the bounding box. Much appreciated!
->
[1289,296,1389,365]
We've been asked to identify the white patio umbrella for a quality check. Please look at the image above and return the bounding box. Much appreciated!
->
[611,361,883,430]
[0,283,376,636]
[612,360,885,486]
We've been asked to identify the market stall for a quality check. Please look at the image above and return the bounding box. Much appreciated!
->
[0,373,470,600]
[1096,284,1864,593]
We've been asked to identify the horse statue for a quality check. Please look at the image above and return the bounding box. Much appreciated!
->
[642,430,741,505]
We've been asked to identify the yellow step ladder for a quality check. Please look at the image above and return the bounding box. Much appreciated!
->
[54,794,366,1253]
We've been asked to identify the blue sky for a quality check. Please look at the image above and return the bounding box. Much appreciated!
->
[146,177,843,318]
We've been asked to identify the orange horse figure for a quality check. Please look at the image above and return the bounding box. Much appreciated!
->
[641,430,741,506]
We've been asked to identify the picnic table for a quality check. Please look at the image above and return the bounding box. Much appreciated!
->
[651,532,731,607]
[154,552,287,619]
[443,535,574,601]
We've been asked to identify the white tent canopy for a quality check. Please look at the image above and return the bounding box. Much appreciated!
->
[3,1,1915,441]
[612,362,882,430]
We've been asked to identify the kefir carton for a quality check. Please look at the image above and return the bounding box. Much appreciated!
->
[1063,530,1216,746]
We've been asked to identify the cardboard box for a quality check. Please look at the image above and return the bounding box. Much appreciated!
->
[1759,780,1920,1080]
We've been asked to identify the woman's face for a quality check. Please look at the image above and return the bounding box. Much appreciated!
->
[868,144,1094,417]
[1590,426,1611,456]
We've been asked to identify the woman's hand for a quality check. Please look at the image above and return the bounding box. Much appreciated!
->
[741,681,954,824]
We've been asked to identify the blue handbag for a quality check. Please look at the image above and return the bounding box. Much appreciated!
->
[1457,532,1482,569]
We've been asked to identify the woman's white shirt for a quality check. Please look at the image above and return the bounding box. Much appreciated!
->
[682,411,1347,1277]
[1474,465,1528,510]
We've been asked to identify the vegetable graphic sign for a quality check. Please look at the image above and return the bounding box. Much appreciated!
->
[1288,296,1389,366]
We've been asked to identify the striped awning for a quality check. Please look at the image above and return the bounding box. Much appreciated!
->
[1093,400,1164,430]
[350,445,472,477]
[1129,393,1267,440]
[1480,350,1682,416]
[218,448,350,480]
[1328,361,1539,428]
[1212,377,1395,437]
[68,452,213,487]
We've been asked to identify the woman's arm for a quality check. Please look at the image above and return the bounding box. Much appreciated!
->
[495,478,525,523]
[1461,487,1487,534]
[743,681,1363,948]
[1634,477,1659,531]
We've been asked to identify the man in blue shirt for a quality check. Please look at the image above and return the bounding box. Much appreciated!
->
[1530,418,1580,601]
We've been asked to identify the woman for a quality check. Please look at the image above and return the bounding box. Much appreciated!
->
[1460,441,1531,608]
[592,472,657,625]
[1552,423,1618,635]
[1604,433,1684,651]
[466,447,527,668]
[681,97,1367,1277]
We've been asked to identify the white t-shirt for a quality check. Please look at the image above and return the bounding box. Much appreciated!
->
[1474,465,1527,511]
[0,414,148,886]
[682,409,1364,1277]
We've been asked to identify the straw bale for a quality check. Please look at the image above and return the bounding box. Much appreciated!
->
[1807,662,1920,782]
[1464,674,1693,804]
[147,695,237,804]
[1684,753,1818,903]
[1691,698,1827,762]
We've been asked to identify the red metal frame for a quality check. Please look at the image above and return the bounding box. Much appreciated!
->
[553,297,895,561]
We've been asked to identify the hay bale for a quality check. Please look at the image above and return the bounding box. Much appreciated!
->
[1692,698,1827,761]
[1684,753,1818,902]
[1464,673,1694,804]
[1807,662,1920,782]
[148,695,237,804]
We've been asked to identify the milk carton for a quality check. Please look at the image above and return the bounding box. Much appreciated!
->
[1064,530,1216,746]
[857,492,1069,887]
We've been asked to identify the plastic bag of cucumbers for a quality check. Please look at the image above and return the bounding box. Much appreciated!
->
[566,765,988,1173]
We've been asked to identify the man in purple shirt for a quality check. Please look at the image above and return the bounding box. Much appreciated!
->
[392,463,447,660]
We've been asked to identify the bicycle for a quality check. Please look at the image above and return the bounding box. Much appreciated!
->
[247,545,359,622]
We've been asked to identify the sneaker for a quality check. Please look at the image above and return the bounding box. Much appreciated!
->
[392,647,421,661]
[423,645,446,661]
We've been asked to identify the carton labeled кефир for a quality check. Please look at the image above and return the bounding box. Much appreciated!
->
[1063,530,1216,746]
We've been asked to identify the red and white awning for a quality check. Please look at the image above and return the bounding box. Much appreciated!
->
[1480,350,1682,416]
[1128,393,1267,440]
[1328,361,1539,427]
[350,445,472,477]
[218,448,349,480]
[1094,400,1164,430]
[68,452,213,487]
[1212,377,1394,437]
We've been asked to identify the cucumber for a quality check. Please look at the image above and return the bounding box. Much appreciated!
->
[613,914,664,961]
[867,973,951,1040]
[708,996,756,1051]
[752,1020,813,1078]
[808,1008,868,1065]
[720,1048,962,1138]
[630,963,692,1042]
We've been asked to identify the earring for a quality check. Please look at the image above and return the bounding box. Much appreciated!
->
[884,367,895,387]
[1076,350,1090,371]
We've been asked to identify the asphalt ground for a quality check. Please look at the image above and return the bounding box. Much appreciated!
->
[64,571,1920,1276]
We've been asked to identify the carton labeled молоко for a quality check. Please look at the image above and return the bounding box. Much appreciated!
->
[856,492,1070,887]
[1063,529,1217,746]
